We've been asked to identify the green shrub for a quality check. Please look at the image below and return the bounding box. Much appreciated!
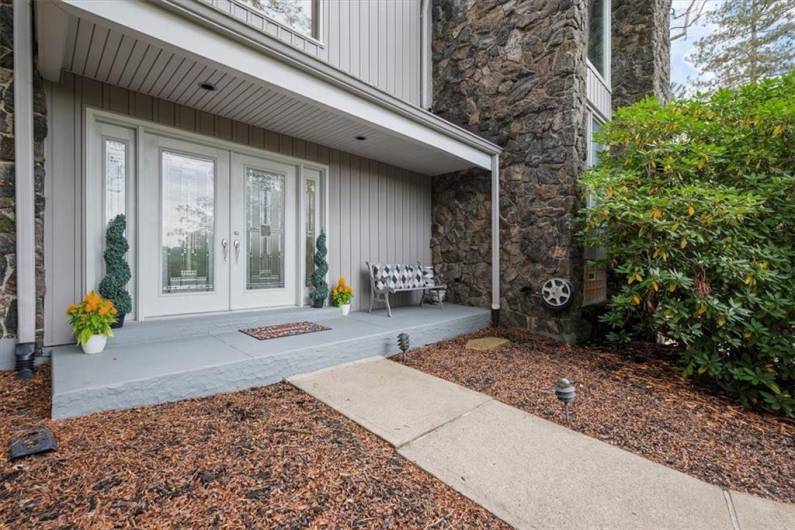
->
[579,73,795,415]
[310,231,329,306]
[98,214,132,316]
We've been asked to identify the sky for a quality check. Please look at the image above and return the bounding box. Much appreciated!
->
[669,0,723,94]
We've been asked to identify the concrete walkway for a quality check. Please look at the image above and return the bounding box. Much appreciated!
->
[289,357,795,530]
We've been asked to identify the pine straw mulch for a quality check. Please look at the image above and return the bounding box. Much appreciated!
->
[398,326,795,504]
[0,371,507,529]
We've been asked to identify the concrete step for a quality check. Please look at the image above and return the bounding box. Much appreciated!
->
[51,305,491,419]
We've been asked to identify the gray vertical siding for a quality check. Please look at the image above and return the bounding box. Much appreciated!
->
[201,0,423,105]
[325,0,423,104]
[43,73,431,346]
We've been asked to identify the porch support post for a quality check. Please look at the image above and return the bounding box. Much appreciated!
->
[490,154,500,325]
[13,0,36,348]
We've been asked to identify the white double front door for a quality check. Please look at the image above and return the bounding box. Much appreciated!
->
[139,133,297,317]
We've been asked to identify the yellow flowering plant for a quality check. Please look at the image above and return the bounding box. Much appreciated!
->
[66,291,117,345]
[331,276,354,306]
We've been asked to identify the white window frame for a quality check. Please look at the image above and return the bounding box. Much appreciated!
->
[85,107,329,321]
[231,0,322,44]
[584,108,608,304]
[299,167,326,304]
[586,0,611,87]
[587,110,606,169]
[85,120,138,318]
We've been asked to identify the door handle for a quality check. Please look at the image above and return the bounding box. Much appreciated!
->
[233,239,240,262]
[221,238,228,262]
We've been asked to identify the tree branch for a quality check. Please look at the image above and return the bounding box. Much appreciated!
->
[671,0,709,41]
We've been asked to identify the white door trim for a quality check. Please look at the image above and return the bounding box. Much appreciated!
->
[84,107,329,320]
[85,121,138,316]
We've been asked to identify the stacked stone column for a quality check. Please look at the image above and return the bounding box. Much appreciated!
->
[431,0,589,340]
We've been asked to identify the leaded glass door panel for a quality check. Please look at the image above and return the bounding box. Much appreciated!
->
[230,153,297,309]
[139,134,230,317]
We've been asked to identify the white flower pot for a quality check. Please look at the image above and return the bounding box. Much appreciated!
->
[340,303,351,316]
[81,334,107,354]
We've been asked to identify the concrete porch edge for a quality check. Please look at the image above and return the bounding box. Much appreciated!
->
[51,305,490,419]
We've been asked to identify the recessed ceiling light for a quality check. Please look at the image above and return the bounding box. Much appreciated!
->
[355,135,367,141]
[199,82,216,91]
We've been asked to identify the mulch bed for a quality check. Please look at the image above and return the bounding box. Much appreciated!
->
[399,326,795,504]
[240,321,330,341]
[0,371,506,528]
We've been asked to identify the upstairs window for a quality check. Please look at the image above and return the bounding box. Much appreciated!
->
[240,0,318,39]
[588,0,610,79]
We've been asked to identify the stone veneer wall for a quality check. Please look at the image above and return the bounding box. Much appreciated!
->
[611,0,672,109]
[0,0,47,349]
[431,0,589,340]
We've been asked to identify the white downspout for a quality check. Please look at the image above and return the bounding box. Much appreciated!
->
[491,154,500,319]
[420,0,432,110]
[13,0,36,349]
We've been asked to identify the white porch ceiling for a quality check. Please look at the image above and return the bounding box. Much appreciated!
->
[40,1,496,176]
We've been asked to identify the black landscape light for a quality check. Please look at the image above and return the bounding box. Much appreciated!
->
[554,378,577,425]
[397,333,410,361]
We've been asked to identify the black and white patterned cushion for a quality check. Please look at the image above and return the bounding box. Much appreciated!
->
[372,264,390,291]
[401,265,414,288]
[422,266,436,287]
[397,264,411,289]
[386,264,399,290]
[371,263,438,291]
[412,264,423,288]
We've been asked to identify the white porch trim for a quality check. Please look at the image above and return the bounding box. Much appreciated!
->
[13,0,36,344]
[52,0,500,173]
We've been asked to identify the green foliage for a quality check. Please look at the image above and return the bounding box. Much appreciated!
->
[579,73,795,415]
[98,214,132,315]
[689,0,795,91]
[66,292,116,345]
[331,276,354,306]
[310,231,329,304]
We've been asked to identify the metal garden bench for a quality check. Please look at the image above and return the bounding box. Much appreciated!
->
[366,262,447,317]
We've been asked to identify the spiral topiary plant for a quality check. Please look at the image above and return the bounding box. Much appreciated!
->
[310,231,329,307]
[98,214,132,326]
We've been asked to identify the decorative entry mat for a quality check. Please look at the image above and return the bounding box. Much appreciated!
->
[239,321,331,341]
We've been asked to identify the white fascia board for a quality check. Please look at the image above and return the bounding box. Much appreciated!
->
[58,0,494,171]
[35,0,70,83]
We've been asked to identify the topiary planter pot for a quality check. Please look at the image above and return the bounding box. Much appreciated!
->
[81,334,108,354]
[312,298,325,308]
[111,313,126,329]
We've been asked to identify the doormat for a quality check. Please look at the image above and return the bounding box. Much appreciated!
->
[240,321,330,341]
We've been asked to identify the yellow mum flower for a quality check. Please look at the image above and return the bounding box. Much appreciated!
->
[65,304,78,315]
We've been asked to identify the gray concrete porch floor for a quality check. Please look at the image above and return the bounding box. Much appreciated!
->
[290,357,795,530]
[50,304,490,419]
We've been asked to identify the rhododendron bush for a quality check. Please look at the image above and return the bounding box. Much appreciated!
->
[580,73,795,415]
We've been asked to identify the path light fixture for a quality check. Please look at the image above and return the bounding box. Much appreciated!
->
[397,333,410,361]
[554,378,576,425]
